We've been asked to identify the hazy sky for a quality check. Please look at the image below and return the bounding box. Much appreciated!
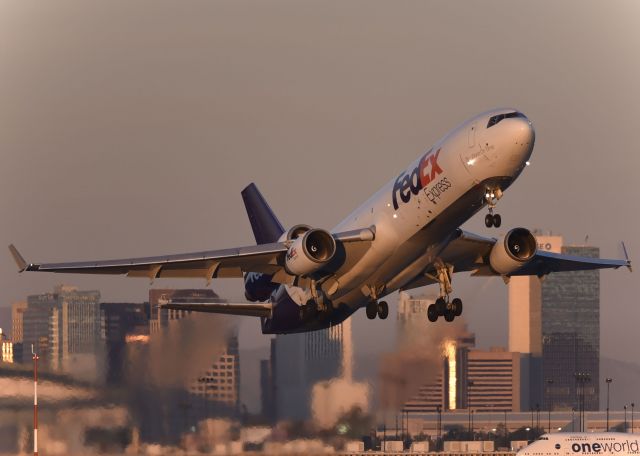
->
[1,1,639,363]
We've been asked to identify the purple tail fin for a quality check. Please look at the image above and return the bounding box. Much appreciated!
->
[241,183,285,245]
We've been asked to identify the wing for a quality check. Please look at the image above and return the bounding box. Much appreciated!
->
[508,250,631,276]
[163,301,272,318]
[9,242,288,282]
[8,227,374,285]
[401,229,630,290]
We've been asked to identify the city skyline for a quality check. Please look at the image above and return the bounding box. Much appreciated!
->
[1,0,638,383]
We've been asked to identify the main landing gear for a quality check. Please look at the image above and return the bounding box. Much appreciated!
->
[426,262,463,323]
[366,300,389,320]
[427,297,462,322]
[484,188,503,228]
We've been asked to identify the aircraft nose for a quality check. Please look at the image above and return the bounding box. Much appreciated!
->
[511,113,535,149]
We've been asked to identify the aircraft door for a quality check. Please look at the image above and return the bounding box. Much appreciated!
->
[468,122,476,147]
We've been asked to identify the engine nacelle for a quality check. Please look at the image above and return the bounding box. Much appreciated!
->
[285,228,336,277]
[489,227,537,275]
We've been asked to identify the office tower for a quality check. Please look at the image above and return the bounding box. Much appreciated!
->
[508,235,561,410]
[22,286,101,378]
[509,236,562,354]
[22,291,58,365]
[190,331,240,413]
[100,302,150,385]
[509,235,601,411]
[11,301,27,343]
[49,285,102,378]
[542,245,600,411]
[273,324,344,420]
[467,348,522,412]
[0,328,14,363]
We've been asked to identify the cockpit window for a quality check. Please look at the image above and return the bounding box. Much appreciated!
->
[486,111,526,128]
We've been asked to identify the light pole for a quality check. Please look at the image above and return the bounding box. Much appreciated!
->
[436,405,442,451]
[606,378,613,432]
[504,410,508,448]
[624,405,628,432]
[632,403,635,433]
[546,379,554,433]
[575,372,591,432]
[471,410,474,441]
[536,403,540,432]
[531,407,534,430]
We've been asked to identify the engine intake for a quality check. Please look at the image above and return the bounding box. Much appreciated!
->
[489,227,537,275]
[285,228,336,276]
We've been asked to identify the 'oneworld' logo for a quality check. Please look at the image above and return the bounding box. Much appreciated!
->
[571,440,640,453]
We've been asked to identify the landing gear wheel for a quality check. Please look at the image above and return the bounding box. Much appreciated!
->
[452,298,463,317]
[377,301,389,320]
[485,213,494,228]
[435,297,447,314]
[444,309,455,322]
[366,302,377,320]
[493,214,501,228]
[427,304,438,322]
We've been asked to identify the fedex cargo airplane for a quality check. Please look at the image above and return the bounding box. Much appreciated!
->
[518,433,640,456]
[9,109,631,334]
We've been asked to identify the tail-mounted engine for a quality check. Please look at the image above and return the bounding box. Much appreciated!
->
[284,228,336,277]
[489,227,537,275]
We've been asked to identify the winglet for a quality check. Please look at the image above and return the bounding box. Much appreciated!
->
[8,244,28,272]
[622,241,632,272]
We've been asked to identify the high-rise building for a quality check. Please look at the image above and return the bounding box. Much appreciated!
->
[509,235,601,411]
[272,324,344,420]
[467,348,522,412]
[22,285,101,378]
[190,332,240,412]
[100,302,150,385]
[23,292,58,365]
[542,245,600,411]
[11,301,27,343]
[0,328,14,363]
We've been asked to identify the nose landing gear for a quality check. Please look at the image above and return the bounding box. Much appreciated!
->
[484,189,503,228]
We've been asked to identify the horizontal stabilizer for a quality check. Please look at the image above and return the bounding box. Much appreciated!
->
[8,244,27,272]
[163,301,272,318]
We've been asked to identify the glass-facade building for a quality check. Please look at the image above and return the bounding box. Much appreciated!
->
[542,246,600,411]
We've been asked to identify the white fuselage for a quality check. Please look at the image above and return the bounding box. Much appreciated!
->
[519,433,640,456]
[320,108,535,311]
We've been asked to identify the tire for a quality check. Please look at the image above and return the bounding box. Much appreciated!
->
[493,214,502,228]
[435,297,446,314]
[452,298,463,317]
[485,213,494,228]
[444,309,455,322]
[427,304,438,322]
[377,301,389,320]
[366,302,377,320]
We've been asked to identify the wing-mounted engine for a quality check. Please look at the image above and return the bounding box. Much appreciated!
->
[284,228,336,277]
[489,227,537,275]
